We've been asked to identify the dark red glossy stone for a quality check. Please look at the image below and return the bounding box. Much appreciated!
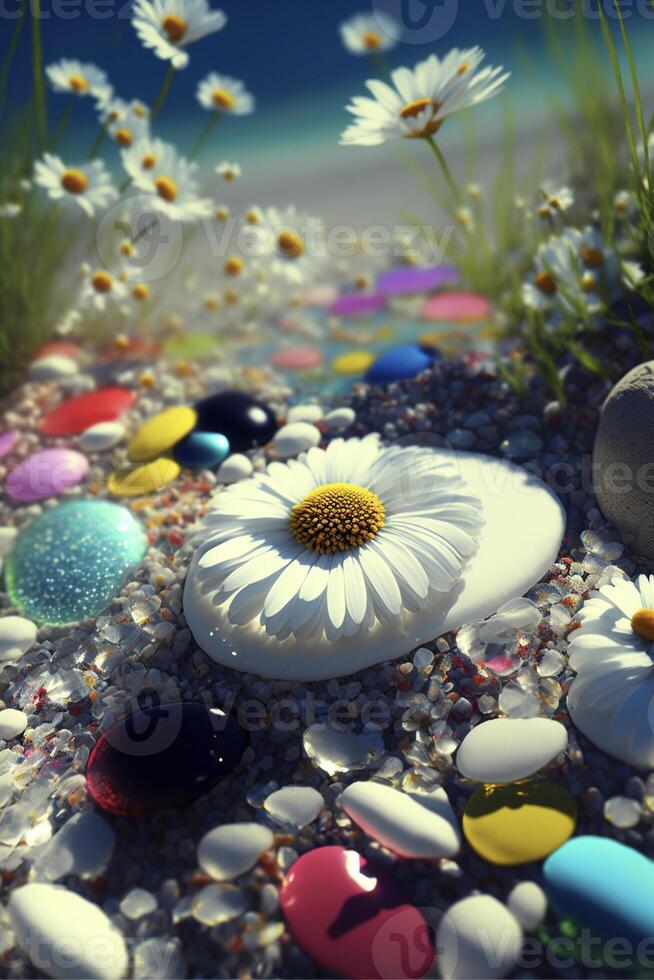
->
[39,387,136,437]
[193,390,277,452]
[280,846,435,979]
[86,701,248,817]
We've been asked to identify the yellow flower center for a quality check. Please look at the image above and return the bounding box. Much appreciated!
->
[61,168,88,194]
[120,241,134,257]
[69,74,89,93]
[224,256,244,276]
[457,62,471,75]
[142,153,157,170]
[278,230,304,259]
[581,272,596,293]
[399,98,443,137]
[632,608,654,642]
[212,88,235,110]
[247,209,260,224]
[362,31,381,49]
[581,246,604,269]
[155,176,178,202]
[133,283,149,301]
[290,482,385,554]
[133,102,148,118]
[91,271,113,293]
[115,128,133,146]
[204,295,220,310]
[161,13,187,42]
[535,270,557,296]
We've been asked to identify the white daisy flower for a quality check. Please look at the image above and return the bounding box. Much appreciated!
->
[121,136,169,181]
[568,574,654,769]
[45,59,112,101]
[538,181,574,219]
[184,436,565,680]
[340,47,509,147]
[100,97,150,147]
[339,12,398,55]
[0,203,21,218]
[216,161,241,181]
[77,264,128,313]
[132,0,227,69]
[127,141,212,222]
[196,73,254,115]
[33,154,117,217]
[248,205,325,285]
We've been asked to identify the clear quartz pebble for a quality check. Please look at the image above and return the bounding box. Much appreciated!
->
[537,649,565,677]
[604,796,642,829]
[499,678,540,718]
[302,725,384,776]
[192,883,248,926]
[120,888,158,920]
[581,529,624,561]
[133,938,185,979]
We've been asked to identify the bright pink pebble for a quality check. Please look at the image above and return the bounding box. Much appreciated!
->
[6,449,89,502]
[39,387,136,437]
[330,293,386,317]
[280,846,435,979]
[421,291,492,323]
[272,346,324,371]
[0,431,18,459]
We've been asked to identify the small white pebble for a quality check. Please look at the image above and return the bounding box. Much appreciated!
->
[216,453,253,484]
[507,881,548,931]
[0,708,27,740]
[287,404,324,424]
[270,422,321,459]
[323,407,355,431]
[604,795,641,829]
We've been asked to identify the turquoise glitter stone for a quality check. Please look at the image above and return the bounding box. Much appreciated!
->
[5,500,147,625]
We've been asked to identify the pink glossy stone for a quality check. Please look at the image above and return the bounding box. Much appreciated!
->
[421,291,492,323]
[271,346,324,371]
[0,431,18,459]
[280,846,434,979]
[5,449,89,502]
[330,293,386,317]
[39,387,136,437]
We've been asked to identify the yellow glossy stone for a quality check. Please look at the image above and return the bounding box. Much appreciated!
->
[331,351,375,375]
[128,406,196,463]
[108,458,180,497]
[463,781,577,866]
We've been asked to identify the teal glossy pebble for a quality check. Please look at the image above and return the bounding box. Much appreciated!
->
[544,836,654,948]
[173,431,230,469]
[5,500,147,625]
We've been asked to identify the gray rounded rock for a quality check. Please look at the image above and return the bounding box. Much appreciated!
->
[594,361,654,557]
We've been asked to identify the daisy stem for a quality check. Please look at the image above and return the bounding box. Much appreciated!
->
[89,123,108,160]
[31,0,47,150]
[51,95,74,150]
[0,0,27,121]
[425,136,462,205]
[150,63,175,121]
[369,53,391,79]
[190,112,220,160]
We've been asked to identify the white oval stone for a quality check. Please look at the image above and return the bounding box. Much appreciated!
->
[185,452,565,681]
[437,894,522,980]
[270,422,321,459]
[263,786,323,828]
[9,882,128,979]
[456,718,568,783]
[287,404,324,424]
[197,822,273,881]
[216,453,253,484]
[323,407,356,431]
[33,811,115,881]
[0,708,27,740]
[339,782,460,859]
[0,616,37,663]
[29,355,78,381]
[79,422,125,453]
[507,881,548,931]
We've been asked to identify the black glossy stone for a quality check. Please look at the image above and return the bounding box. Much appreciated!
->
[86,701,248,816]
[193,390,277,452]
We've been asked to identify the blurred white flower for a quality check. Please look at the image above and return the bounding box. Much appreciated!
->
[339,12,398,55]
[197,73,254,115]
[0,203,21,218]
[46,58,112,101]
[100,97,150,147]
[132,0,227,69]
[121,136,169,181]
[248,205,325,286]
[538,181,574,219]
[216,161,241,181]
[33,154,117,217]
[127,142,212,222]
[340,47,509,146]
[77,265,128,313]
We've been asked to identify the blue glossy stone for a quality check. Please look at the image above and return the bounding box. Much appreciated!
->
[5,500,147,625]
[364,344,437,385]
[543,836,654,947]
[173,431,230,469]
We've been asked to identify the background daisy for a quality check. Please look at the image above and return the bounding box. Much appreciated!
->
[46,59,112,102]
[339,12,398,56]
[132,0,227,69]
[33,155,117,217]
[196,73,255,115]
